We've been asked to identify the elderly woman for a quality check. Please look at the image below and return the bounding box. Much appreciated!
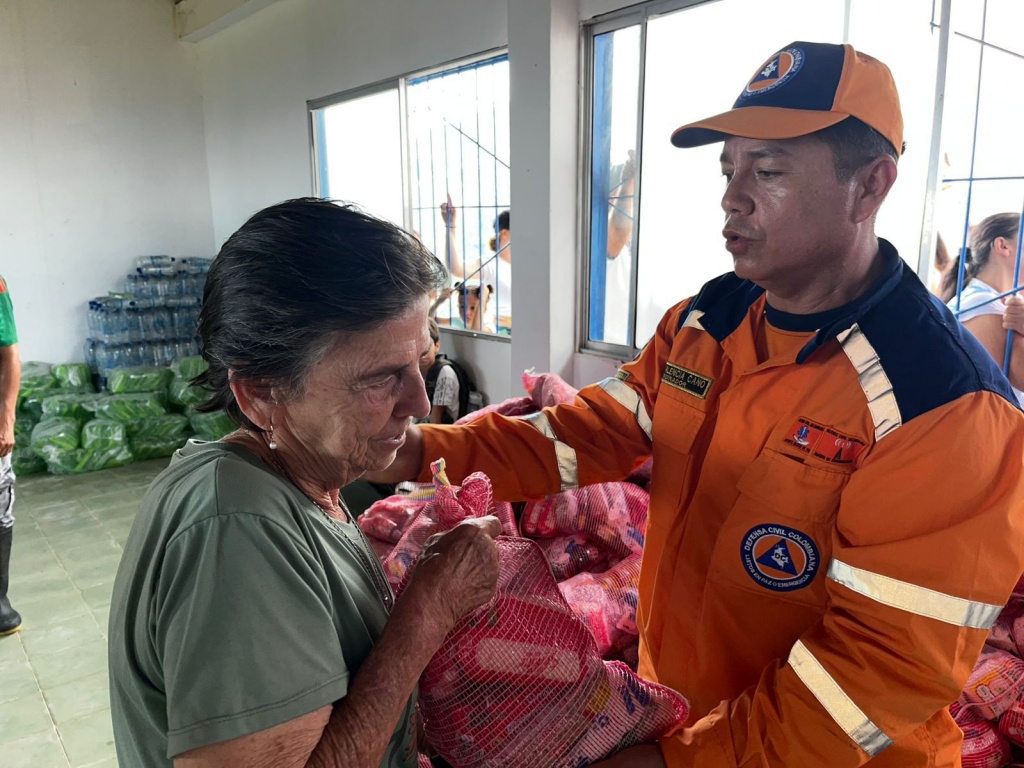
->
[108,199,500,768]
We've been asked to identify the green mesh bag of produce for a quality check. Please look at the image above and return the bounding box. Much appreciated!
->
[16,395,44,423]
[11,446,46,476]
[30,418,81,459]
[188,409,236,441]
[168,377,210,408]
[44,445,134,475]
[130,435,189,461]
[52,363,95,393]
[95,393,167,423]
[169,356,208,381]
[127,414,189,441]
[81,419,128,452]
[41,393,105,423]
[20,362,57,396]
[107,367,173,395]
[14,417,36,443]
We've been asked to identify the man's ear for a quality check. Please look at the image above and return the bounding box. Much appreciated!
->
[852,155,898,225]
[228,372,276,431]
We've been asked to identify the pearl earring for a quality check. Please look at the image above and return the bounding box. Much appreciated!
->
[268,424,277,450]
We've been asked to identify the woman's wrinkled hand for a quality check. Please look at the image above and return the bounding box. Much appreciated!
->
[407,516,501,629]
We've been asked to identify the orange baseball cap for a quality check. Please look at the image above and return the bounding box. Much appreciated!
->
[671,41,904,156]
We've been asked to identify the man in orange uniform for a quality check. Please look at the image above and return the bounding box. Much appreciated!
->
[382,41,1024,766]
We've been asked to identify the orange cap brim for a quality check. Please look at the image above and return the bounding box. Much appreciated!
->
[671,106,850,148]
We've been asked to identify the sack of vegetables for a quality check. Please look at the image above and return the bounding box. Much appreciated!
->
[81,419,129,452]
[44,445,134,475]
[95,393,167,423]
[41,393,105,423]
[30,418,81,460]
[107,366,173,395]
[187,409,236,441]
[52,362,95,393]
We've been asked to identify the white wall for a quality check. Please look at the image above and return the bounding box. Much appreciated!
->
[0,0,215,364]
[196,0,518,399]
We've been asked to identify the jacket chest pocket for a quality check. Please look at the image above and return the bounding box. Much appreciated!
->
[707,450,850,607]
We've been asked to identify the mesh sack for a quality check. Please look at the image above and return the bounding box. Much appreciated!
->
[959,711,1012,768]
[81,419,128,451]
[52,363,95,393]
[45,445,134,475]
[169,356,208,380]
[41,393,104,423]
[418,538,687,767]
[407,461,688,768]
[11,446,46,476]
[533,535,609,581]
[999,701,1024,748]
[521,481,649,561]
[187,409,236,441]
[380,462,517,592]
[168,377,210,408]
[130,435,189,460]
[960,647,1024,721]
[107,366,173,395]
[30,418,81,459]
[126,414,189,440]
[557,553,642,657]
[989,601,1024,658]
[522,370,580,409]
[359,495,430,547]
[96,393,168,423]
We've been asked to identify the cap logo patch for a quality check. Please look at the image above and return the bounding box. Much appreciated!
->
[741,523,820,592]
[744,47,804,95]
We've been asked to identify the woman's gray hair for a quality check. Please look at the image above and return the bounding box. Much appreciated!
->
[193,198,448,431]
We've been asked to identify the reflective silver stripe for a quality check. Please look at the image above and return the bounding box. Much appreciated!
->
[836,324,902,441]
[829,559,1002,630]
[788,640,893,757]
[598,377,653,441]
[520,412,579,491]
[682,309,705,330]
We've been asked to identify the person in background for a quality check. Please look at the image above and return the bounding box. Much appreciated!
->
[419,319,460,425]
[604,150,638,343]
[942,212,1024,406]
[0,274,21,637]
[108,199,500,768]
[374,42,1024,767]
[440,201,512,333]
[448,280,495,334]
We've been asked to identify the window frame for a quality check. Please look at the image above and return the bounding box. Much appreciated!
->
[306,47,512,344]
[577,0,718,360]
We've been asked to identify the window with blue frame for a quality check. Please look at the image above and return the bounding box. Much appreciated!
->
[931,0,1024,400]
[310,52,511,337]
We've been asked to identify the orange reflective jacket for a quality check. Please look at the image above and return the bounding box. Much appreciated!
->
[420,243,1024,767]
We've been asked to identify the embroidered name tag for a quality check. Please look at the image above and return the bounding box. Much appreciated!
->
[662,363,713,399]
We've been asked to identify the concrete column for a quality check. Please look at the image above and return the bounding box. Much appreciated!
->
[507,0,580,395]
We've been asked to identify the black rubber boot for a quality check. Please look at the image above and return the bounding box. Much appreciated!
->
[0,526,21,636]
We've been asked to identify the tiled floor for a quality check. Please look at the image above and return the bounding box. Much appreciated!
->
[0,458,170,768]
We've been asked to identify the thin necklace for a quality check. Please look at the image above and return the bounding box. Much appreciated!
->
[243,432,394,612]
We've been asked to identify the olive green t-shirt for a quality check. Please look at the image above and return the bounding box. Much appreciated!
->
[108,440,416,766]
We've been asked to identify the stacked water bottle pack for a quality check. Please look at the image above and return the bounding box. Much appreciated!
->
[85,255,210,389]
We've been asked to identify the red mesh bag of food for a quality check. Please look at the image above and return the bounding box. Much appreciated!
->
[533,535,609,581]
[959,710,1012,768]
[999,700,1024,748]
[380,462,517,592]
[405,461,689,768]
[959,648,1024,722]
[523,370,580,409]
[558,553,642,657]
[520,481,648,561]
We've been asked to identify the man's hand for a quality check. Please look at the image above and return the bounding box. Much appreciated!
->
[0,417,13,457]
[1003,294,1024,335]
[591,744,666,767]
[405,516,501,628]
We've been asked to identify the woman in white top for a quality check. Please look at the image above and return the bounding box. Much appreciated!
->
[943,212,1024,405]
[441,201,512,333]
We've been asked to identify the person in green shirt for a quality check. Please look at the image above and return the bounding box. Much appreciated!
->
[0,274,22,637]
[108,199,501,767]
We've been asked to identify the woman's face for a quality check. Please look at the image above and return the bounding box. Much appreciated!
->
[274,299,432,487]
